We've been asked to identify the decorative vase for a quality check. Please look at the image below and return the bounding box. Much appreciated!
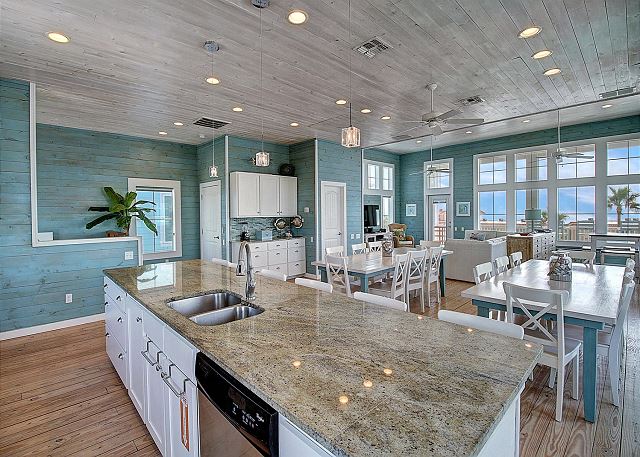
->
[548,251,572,282]
[382,232,394,257]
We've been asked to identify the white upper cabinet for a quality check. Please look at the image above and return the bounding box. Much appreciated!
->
[230,172,297,218]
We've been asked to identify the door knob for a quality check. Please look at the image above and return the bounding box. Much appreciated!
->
[214,236,220,239]
[338,232,342,235]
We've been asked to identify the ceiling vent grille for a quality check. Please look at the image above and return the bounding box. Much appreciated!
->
[354,36,393,58]
[193,117,229,129]
[599,87,636,99]
[457,95,484,106]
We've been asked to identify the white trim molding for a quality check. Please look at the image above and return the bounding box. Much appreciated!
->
[320,180,348,260]
[0,313,105,341]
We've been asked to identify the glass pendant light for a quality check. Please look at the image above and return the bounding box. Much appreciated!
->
[205,40,219,178]
[254,4,270,167]
[341,0,360,148]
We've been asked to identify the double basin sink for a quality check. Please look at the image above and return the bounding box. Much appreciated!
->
[167,292,263,326]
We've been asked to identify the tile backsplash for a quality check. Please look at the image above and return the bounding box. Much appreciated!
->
[230,217,292,241]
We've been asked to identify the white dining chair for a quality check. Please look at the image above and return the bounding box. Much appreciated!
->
[325,246,344,256]
[257,269,287,281]
[405,249,427,311]
[473,262,494,284]
[564,250,596,267]
[510,251,523,268]
[368,241,383,253]
[211,258,231,267]
[503,282,581,422]
[351,243,368,255]
[426,246,443,306]
[353,291,408,312]
[368,253,408,302]
[438,310,524,339]
[419,240,442,248]
[325,255,353,297]
[295,277,333,293]
[493,256,510,275]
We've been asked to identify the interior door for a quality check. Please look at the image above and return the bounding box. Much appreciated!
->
[321,183,346,259]
[259,175,280,217]
[428,195,452,242]
[200,182,222,261]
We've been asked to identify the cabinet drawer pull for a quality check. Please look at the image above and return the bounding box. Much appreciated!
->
[105,302,108,306]
[104,284,108,289]
[161,364,187,397]
[118,353,124,360]
[116,296,122,301]
[105,332,110,337]
[136,316,142,323]
[141,340,157,366]
[117,317,123,323]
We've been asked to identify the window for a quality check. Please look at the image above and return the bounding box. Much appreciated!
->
[515,150,547,182]
[367,163,379,190]
[557,186,595,241]
[382,166,393,191]
[557,145,595,179]
[516,189,548,231]
[478,191,506,231]
[426,162,451,189]
[363,159,395,228]
[128,178,182,260]
[478,155,506,185]
[607,184,640,234]
[607,139,640,176]
[382,196,393,227]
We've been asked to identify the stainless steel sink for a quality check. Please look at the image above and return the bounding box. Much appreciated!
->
[167,292,263,326]
[167,292,242,317]
[189,305,263,326]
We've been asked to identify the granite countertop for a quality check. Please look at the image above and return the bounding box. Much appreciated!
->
[105,260,541,457]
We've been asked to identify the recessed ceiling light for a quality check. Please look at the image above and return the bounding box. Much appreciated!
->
[543,68,561,76]
[380,115,391,120]
[158,131,168,135]
[335,99,347,105]
[602,104,613,109]
[532,49,552,59]
[518,26,542,38]
[173,122,184,126]
[287,9,308,25]
[232,107,243,112]
[360,108,372,114]
[522,119,531,123]
[47,32,70,43]
[290,122,299,127]
[416,140,422,144]
[199,134,206,139]
[465,130,473,134]
[206,77,220,85]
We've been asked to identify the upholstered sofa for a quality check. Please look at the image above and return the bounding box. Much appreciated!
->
[443,230,508,282]
[389,223,414,248]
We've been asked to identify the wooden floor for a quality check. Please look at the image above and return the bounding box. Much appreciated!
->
[0,279,638,457]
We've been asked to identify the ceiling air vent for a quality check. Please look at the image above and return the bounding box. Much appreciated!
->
[193,117,229,129]
[599,87,636,99]
[354,36,393,58]
[458,95,484,107]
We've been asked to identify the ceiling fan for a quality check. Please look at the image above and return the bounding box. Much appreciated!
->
[408,136,451,176]
[551,110,594,163]
[395,83,484,138]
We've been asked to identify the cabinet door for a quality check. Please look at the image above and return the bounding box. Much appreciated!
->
[278,176,298,216]
[127,298,146,421]
[167,374,199,457]
[237,173,260,217]
[259,175,280,217]
[145,343,167,455]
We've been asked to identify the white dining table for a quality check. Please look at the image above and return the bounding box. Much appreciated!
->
[461,259,626,423]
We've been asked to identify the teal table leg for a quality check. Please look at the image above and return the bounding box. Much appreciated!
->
[320,267,327,283]
[439,258,446,297]
[360,274,369,293]
[582,327,598,422]
[473,300,491,318]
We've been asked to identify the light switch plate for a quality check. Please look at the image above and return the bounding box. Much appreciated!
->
[356,233,361,239]
[124,251,134,260]
[65,293,72,304]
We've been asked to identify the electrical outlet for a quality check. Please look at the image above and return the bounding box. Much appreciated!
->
[350,233,355,239]
[454,227,458,232]
[304,207,310,213]
[310,237,314,243]
[65,293,73,304]
[124,251,134,260]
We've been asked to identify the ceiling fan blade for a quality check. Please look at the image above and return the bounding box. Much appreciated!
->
[563,153,594,159]
[435,109,463,121]
[445,118,485,125]
[397,120,430,124]
[430,125,443,136]
[409,170,428,176]
[396,124,427,136]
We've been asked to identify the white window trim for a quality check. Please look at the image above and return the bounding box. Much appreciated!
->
[128,177,182,261]
[424,158,454,241]
[424,158,454,196]
[363,159,394,197]
[473,132,640,244]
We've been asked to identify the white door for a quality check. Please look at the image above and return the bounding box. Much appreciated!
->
[200,182,222,261]
[146,343,167,455]
[278,176,298,216]
[127,298,146,422]
[259,175,280,217]
[321,182,346,259]
[427,195,452,242]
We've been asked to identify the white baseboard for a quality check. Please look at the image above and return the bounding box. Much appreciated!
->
[0,313,105,341]
[304,272,320,280]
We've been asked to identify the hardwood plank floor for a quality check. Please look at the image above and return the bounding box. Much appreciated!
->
[0,278,637,456]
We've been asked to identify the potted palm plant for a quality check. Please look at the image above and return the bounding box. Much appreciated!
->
[86,187,158,237]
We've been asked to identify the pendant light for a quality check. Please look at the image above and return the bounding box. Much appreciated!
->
[205,40,219,178]
[253,0,270,167]
[341,0,360,148]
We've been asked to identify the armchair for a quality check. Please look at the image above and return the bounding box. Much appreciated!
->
[389,223,414,248]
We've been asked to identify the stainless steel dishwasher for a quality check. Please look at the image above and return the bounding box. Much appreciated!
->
[196,353,279,457]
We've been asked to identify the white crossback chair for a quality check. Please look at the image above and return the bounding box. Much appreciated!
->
[503,282,581,422]
[325,255,354,297]
[510,251,523,268]
[493,256,510,275]
[405,249,428,311]
[295,277,333,293]
[438,310,524,339]
[257,269,287,281]
[368,241,383,253]
[353,291,408,312]
[325,246,344,257]
[426,247,443,306]
[351,243,368,255]
[563,250,596,267]
[473,262,494,284]
[368,253,408,303]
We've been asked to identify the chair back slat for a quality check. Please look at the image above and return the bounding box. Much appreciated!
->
[493,256,510,275]
[510,251,523,267]
[353,292,408,312]
[368,241,383,252]
[438,310,524,339]
[473,262,494,284]
[390,253,409,298]
[325,245,344,257]
[325,255,352,297]
[351,243,368,255]
[295,277,333,293]
[407,249,427,282]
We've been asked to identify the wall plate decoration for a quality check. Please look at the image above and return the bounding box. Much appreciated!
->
[405,204,417,217]
[456,202,471,217]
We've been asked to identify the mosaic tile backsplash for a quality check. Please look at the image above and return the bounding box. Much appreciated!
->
[230,217,293,241]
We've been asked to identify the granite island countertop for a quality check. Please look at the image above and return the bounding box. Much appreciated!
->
[105,259,541,457]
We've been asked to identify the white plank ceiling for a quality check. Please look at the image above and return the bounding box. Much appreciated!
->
[1,0,638,147]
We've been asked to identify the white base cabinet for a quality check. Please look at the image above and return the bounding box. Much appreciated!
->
[230,238,306,278]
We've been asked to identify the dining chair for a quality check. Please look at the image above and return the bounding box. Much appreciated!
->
[295,277,333,293]
[325,255,353,297]
[353,291,408,312]
[368,241,383,253]
[211,258,231,267]
[419,240,442,248]
[426,247,444,307]
[257,269,287,281]
[493,256,510,275]
[405,249,428,311]
[351,243,368,255]
[438,310,524,339]
[510,251,523,268]
[368,253,408,302]
[564,250,596,267]
[325,246,344,256]
[503,282,581,422]
[473,262,494,284]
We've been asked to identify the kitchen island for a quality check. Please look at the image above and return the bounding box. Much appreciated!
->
[105,259,540,457]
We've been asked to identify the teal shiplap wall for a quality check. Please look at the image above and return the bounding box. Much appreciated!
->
[317,140,363,253]
[399,115,640,241]
[0,79,140,332]
[197,137,227,258]
[289,140,316,272]
[36,124,200,260]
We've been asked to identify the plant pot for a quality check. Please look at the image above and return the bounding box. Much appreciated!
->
[106,230,129,237]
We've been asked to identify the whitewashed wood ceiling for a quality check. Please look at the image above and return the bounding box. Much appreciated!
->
[1,0,638,146]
